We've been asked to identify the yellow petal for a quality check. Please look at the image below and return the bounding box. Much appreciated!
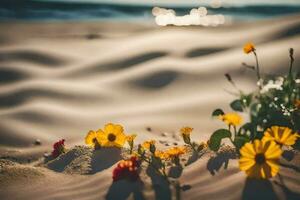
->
[266,160,279,177]
[114,134,126,148]
[240,143,256,158]
[96,130,108,146]
[273,126,280,141]
[264,141,282,160]
[104,123,115,134]
[280,128,291,143]
[239,157,255,171]
[85,130,97,147]
[284,134,298,146]
[114,124,124,135]
[253,140,263,153]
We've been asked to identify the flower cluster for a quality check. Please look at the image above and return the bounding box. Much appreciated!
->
[51,139,66,158]
[209,43,300,179]
[85,123,206,183]
[112,156,140,181]
[239,126,299,179]
[85,123,128,149]
[133,127,206,182]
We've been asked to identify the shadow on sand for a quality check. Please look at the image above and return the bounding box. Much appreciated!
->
[90,147,122,173]
[46,146,121,174]
[146,166,172,200]
[242,178,278,200]
[106,160,193,200]
[185,150,205,166]
[242,174,300,200]
[106,179,145,200]
[206,150,236,175]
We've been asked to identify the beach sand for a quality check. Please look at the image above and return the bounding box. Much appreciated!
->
[0,15,300,199]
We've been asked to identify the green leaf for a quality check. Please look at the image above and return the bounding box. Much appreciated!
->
[208,129,231,152]
[233,135,250,150]
[212,109,224,117]
[230,99,244,112]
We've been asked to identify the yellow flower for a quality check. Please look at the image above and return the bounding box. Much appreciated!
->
[85,130,99,148]
[154,150,170,160]
[219,113,243,127]
[126,134,137,143]
[142,140,156,150]
[239,140,282,179]
[180,126,193,137]
[262,126,299,146]
[165,146,187,158]
[97,123,126,148]
[243,42,255,54]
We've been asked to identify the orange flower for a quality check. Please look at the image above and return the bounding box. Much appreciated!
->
[154,150,170,160]
[243,42,255,54]
[165,146,187,158]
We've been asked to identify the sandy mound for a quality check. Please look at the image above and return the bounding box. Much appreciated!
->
[0,159,44,186]
[46,146,122,174]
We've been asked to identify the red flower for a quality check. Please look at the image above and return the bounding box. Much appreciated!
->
[112,156,140,182]
[51,139,66,158]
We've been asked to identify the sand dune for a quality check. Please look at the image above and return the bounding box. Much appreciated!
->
[0,15,300,199]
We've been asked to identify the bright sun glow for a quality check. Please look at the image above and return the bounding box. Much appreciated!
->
[152,7,225,26]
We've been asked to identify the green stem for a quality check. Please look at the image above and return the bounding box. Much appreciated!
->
[234,126,237,137]
[253,51,261,81]
[289,48,294,77]
[189,142,198,153]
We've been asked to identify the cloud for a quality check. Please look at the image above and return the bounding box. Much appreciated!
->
[152,7,225,26]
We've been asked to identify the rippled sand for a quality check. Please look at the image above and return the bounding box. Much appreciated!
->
[0,15,300,199]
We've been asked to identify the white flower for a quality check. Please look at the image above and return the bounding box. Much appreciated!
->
[296,79,300,84]
[260,77,283,94]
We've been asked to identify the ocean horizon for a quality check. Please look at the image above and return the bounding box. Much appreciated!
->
[1,0,300,22]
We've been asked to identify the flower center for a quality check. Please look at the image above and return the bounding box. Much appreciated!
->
[108,133,116,142]
[92,138,97,144]
[255,153,265,164]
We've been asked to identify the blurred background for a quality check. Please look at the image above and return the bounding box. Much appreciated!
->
[1,0,300,22]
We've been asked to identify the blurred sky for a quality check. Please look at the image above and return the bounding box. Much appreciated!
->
[42,0,300,6]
